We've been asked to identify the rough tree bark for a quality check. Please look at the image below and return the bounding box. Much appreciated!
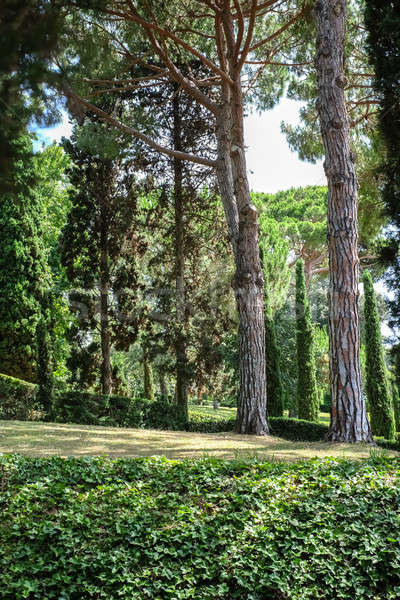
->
[172,91,189,423]
[314,0,372,442]
[215,8,268,435]
[69,0,309,435]
[99,167,113,396]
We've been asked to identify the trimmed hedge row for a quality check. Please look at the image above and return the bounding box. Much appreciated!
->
[2,374,399,452]
[269,417,329,442]
[0,373,38,420]
[54,391,185,430]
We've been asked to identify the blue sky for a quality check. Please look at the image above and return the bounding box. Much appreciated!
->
[37,97,326,194]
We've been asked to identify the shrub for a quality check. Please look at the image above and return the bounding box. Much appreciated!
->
[54,391,110,425]
[186,412,236,433]
[1,454,400,600]
[269,417,329,441]
[54,391,185,430]
[0,373,38,420]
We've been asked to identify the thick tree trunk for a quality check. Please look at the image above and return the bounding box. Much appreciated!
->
[215,29,268,435]
[315,0,372,442]
[173,92,189,423]
[99,185,112,396]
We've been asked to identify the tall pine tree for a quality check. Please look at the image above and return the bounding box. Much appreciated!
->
[295,260,319,423]
[362,270,395,439]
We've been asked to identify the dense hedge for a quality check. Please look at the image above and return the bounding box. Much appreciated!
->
[0,373,38,420]
[1,454,400,600]
[269,417,329,441]
[54,391,185,430]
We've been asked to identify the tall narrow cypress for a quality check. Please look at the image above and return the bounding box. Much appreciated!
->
[363,270,395,439]
[259,245,284,418]
[392,384,400,434]
[295,260,319,422]
[264,291,284,418]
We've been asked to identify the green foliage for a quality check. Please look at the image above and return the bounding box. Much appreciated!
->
[264,296,284,418]
[1,453,400,599]
[363,270,395,439]
[0,373,37,421]
[295,260,319,422]
[54,391,184,430]
[393,384,400,433]
[36,305,54,417]
[259,244,284,418]
[187,411,236,433]
[365,1,400,334]
[0,134,50,382]
[258,215,291,312]
[143,347,155,402]
[253,186,328,282]
[269,417,329,442]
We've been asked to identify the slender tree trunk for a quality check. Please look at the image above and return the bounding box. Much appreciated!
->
[99,180,112,396]
[214,11,268,435]
[143,345,155,401]
[315,0,372,442]
[172,91,189,424]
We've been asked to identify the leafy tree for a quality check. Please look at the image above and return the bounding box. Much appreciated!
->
[365,1,400,338]
[258,223,289,418]
[392,383,400,434]
[254,187,328,285]
[295,260,319,422]
[362,270,395,439]
[62,0,312,435]
[0,0,65,186]
[36,302,54,416]
[61,126,144,394]
[0,134,50,381]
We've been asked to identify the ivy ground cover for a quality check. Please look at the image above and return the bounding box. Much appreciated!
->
[1,454,400,599]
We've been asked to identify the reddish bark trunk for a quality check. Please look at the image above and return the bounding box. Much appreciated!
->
[314,0,372,442]
[214,8,268,435]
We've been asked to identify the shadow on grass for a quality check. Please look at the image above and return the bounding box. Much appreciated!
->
[0,420,394,461]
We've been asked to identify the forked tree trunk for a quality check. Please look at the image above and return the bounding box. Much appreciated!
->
[173,92,189,423]
[215,11,268,435]
[314,0,372,442]
[99,181,112,396]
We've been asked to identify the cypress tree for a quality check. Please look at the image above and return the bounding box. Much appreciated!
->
[264,291,284,417]
[295,260,319,422]
[259,234,286,418]
[392,384,400,434]
[363,270,395,439]
[365,2,400,334]
[36,310,54,418]
[0,134,49,381]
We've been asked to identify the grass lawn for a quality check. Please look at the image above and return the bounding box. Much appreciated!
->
[0,419,397,461]
[189,403,331,423]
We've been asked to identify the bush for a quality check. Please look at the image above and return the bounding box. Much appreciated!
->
[54,391,185,430]
[0,373,38,420]
[1,454,400,600]
[186,411,236,433]
[269,417,329,442]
